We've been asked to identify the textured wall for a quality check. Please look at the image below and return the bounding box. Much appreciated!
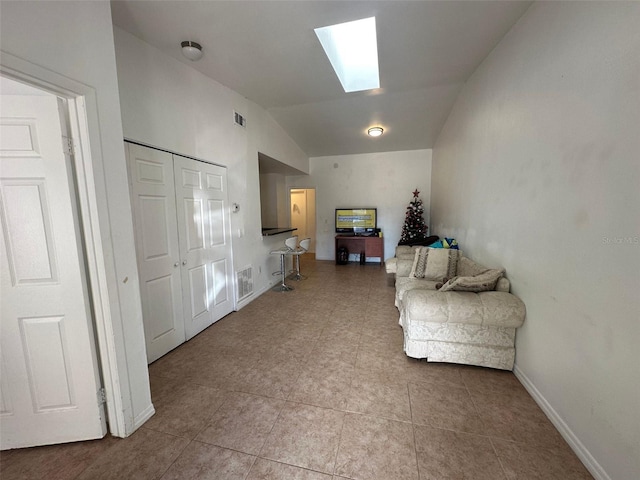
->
[113,27,309,298]
[288,149,432,261]
[1,0,152,435]
[431,3,640,478]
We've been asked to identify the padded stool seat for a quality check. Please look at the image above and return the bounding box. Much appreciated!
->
[289,238,311,281]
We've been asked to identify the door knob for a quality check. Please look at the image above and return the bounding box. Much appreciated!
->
[182,260,187,266]
[174,262,179,267]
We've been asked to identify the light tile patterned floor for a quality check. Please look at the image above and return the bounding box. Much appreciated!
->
[0,256,594,479]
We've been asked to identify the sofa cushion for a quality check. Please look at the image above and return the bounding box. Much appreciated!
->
[409,247,459,280]
[395,277,440,305]
[403,289,525,328]
[439,268,505,292]
[456,256,488,277]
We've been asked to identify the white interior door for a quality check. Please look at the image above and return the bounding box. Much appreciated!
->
[290,188,315,253]
[126,143,185,363]
[0,94,106,449]
[174,155,233,339]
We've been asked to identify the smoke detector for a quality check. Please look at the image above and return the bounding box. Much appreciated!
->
[181,41,203,61]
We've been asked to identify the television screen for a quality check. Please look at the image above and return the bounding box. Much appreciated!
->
[335,208,377,233]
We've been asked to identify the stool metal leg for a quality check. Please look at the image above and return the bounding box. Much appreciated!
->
[290,253,306,281]
[272,252,293,291]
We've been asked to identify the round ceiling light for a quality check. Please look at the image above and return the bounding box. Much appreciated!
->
[181,41,203,61]
[367,126,383,137]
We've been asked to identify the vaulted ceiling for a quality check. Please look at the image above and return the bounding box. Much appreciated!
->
[111,1,532,157]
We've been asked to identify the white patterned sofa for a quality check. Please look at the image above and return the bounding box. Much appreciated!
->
[387,246,526,370]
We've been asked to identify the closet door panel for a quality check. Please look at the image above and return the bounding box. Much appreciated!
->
[200,161,233,323]
[174,155,233,339]
[126,143,185,363]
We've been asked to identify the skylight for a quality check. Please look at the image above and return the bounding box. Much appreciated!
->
[314,17,380,93]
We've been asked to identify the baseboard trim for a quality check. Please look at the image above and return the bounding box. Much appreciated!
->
[133,404,155,433]
[513,364,611,480]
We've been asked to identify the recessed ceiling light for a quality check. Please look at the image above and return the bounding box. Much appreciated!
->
[367,127,383,137]
[181,41,203,61]
[315,17,380,93]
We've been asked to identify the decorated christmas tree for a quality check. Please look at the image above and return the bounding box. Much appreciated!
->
[399,189,428,245]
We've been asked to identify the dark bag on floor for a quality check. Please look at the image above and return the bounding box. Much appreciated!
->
[336,246,349,265]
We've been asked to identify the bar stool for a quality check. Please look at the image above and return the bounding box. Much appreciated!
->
[289,238,311,281]
[270,236,297,291]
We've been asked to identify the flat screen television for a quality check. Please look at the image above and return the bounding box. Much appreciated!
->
[335,208,377,234]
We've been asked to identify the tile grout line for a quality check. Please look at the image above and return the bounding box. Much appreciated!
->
[407,381,423,480]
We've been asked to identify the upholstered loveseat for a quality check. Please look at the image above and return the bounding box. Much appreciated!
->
[386,246,526,370]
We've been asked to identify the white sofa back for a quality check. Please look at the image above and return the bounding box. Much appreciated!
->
[391,245,510,293]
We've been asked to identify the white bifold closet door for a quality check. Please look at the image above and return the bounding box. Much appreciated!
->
[126,143,234,363]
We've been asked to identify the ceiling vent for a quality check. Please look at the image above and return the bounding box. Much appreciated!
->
[234,111,247,128]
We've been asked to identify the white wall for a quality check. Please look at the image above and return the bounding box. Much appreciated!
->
[259,173,280,227]
[288,150,432,261]
[0,1,152,435]
[113,27,309,298]
[431,3,640,479]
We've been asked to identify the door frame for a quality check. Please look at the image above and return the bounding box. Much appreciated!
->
[1,53,126,436]
[288,187,316,253]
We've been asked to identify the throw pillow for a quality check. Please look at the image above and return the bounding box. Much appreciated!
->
[442,237,459,249]
[438,268,505,292]
[410,247,459,280]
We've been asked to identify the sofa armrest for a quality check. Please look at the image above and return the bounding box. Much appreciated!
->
[385,257,397,274]
[396,258,415,277]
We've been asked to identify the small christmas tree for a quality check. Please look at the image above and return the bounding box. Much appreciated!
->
[399,189,428,245]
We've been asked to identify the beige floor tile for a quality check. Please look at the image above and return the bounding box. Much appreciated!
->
[75,428,189,480]
[159,441,255,480]
[2,259,591,480]
[409,381,487,435]
[459,365,526,395]
[144,383,227,439]
[414,425,506,480]
[402,360,466,389]
[148,347,201,380]
[335,413,418,480]
[492,438,594,479]
[355,348,407,378]
[346,376,411,421]
[309,342,359,368]
[148,374,194,410]
[237,359,303,399]
[247,458,332,480]
[264,339,317,364]
[260,402,345,474]
[472,390,567,448]
[188,350,257,377]
[0,436,119,480]
[196,392,284,455]
[351,365,409,387]
[289,367,354,410]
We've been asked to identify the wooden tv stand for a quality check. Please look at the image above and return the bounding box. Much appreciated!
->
[335,234,384,265]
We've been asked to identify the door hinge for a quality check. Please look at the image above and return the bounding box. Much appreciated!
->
[62,136,74,156]
[97,387,107,406]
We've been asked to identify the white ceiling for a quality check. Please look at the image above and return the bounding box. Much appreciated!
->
[110,0,532,158]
